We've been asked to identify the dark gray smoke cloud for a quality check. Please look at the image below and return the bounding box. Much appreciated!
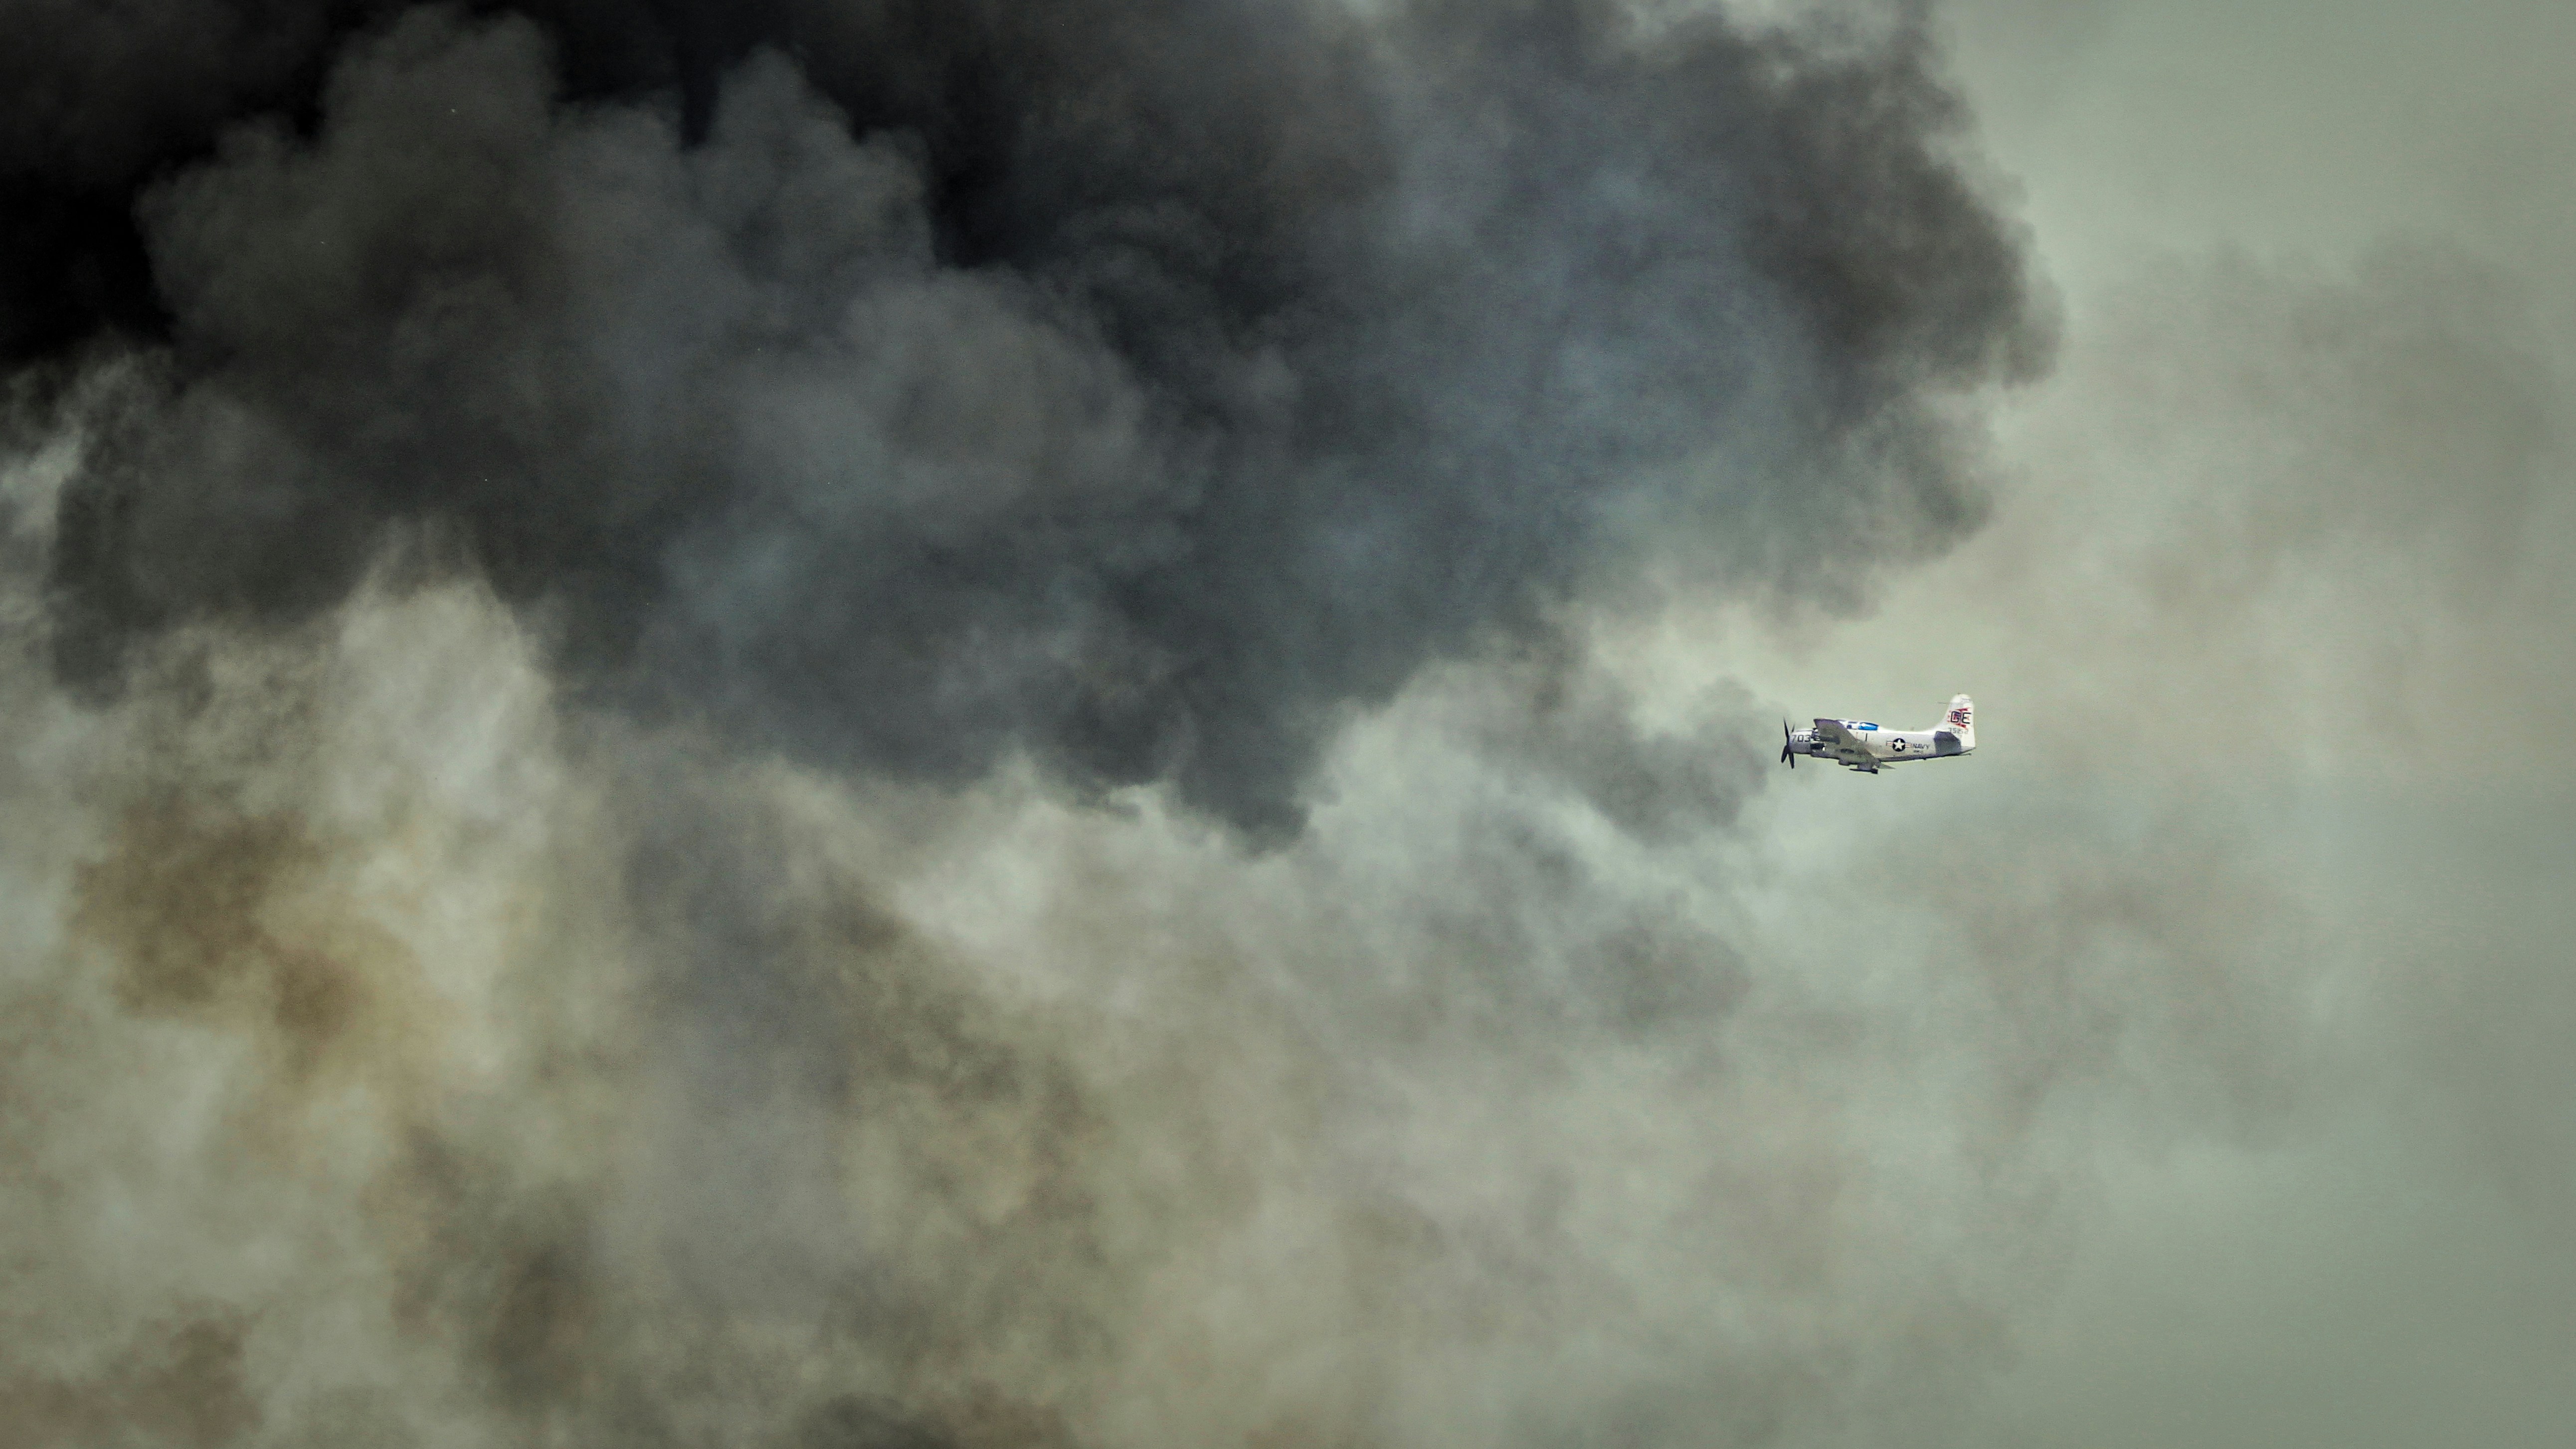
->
[34,0,2041,835]
[0,3,2068,1447]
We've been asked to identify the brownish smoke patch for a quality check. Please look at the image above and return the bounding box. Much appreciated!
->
[794,1385,1082,1449]
[0,1309,261,1449]
[605,796,1132,1429]
[366,1128,607,1420]
[70,793,412,1081]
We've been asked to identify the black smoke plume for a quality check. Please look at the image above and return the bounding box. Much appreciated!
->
[20,0,2041,835]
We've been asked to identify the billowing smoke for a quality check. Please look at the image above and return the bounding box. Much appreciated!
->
[0,2,2060,1446]
[31,0,2039,835]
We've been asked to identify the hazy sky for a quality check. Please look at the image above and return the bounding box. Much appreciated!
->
[1717,1,2576,1441]
[0,3,2567,1447]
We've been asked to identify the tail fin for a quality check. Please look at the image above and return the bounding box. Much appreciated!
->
[1939,694,1974,750]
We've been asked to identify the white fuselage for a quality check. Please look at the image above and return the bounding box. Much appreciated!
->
[1789,720,1971,770]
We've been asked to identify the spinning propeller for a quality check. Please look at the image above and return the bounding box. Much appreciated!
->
[1780,720,1795,768]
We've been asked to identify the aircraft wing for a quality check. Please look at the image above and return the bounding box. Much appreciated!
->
[1811,719,1872,758]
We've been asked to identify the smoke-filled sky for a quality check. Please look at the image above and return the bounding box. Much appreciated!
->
[1,2,2568,1447]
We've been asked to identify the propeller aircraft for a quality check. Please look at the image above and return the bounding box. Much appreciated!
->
[1782,695,1974,774]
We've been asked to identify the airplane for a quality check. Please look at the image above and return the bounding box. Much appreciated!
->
[1781,695,1974,774]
